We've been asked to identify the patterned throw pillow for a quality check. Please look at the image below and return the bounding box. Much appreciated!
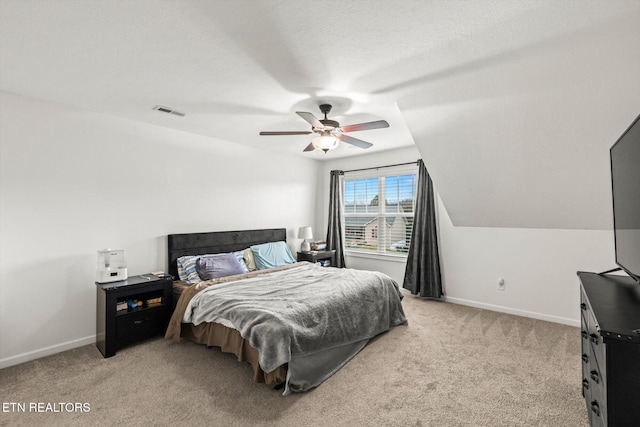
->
[176,255,201,285]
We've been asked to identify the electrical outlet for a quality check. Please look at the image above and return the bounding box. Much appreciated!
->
[497,278,505,291]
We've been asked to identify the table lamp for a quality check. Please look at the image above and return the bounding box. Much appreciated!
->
[298,226,313,252]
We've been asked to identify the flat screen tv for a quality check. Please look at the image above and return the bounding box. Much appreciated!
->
[610,113,640,284]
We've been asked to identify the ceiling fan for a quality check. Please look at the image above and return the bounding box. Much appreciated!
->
[260,104,389,153]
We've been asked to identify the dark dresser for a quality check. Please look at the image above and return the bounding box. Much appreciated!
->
[578,272,640,426]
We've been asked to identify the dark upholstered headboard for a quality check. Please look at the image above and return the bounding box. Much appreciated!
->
[167,228,287,279]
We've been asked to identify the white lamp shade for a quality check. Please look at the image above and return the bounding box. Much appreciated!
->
[298,226,313,240]
[311,132,339,152]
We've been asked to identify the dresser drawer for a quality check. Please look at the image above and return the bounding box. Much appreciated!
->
[582,295,598,339]
[581,352,590,397]
[116,307,169,339]
[589,334,606,384]
[588,335,607,426]
[588,375,606,427]
[580,288,590,323]
[587,398,606,427]
[581,311,590,356]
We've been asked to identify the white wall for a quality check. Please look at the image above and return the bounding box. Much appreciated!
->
[320,145,617,326]
[437,199,616,326]
[0,91,321,367]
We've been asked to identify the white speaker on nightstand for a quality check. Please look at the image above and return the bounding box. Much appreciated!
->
[96,249,128,283]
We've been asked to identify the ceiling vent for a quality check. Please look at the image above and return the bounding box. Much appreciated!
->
[152,105,185,117]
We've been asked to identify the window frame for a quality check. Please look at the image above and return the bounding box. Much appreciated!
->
[342,164,417,260]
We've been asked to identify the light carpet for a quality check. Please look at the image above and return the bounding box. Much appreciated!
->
[0,296,588,426]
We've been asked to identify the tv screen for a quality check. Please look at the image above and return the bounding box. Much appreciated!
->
[610,114,640,284]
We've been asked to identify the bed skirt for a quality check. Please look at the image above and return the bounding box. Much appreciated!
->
[179,321,287,387]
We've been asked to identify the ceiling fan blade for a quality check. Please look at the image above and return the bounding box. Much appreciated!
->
[296,111,324,129]
[341,120,389,133]
[340,134,373,149]
[303,142,315,152]
[260,131,313,136]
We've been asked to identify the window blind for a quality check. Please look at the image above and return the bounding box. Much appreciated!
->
[343,164,417,256]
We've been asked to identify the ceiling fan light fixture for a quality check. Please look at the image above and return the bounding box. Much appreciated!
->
[311,132,339,153]
[259,103,387,153]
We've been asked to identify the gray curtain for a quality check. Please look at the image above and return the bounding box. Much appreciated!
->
[326,170,346,268]
[403,160,442,298]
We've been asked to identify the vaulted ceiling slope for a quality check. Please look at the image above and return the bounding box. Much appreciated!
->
[1,0,639,229]
[397,2,640,229]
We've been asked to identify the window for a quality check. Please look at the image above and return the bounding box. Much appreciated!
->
[343,164,417,256]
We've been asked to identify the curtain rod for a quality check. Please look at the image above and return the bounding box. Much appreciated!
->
[342,160,419,174]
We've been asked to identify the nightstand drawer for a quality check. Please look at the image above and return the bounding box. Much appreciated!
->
[116,306,169,339]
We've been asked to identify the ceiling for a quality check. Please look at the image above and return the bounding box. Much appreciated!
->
[1,0,432,158]
[2,0,639,228]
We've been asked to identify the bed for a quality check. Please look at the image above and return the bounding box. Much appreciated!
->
[165,228,407,394]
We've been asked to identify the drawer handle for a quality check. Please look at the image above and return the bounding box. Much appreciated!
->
[590,370,600,384]
[582,379,589,390]
[580,303,587,311]
[133,319,147,325]
[581,331,588,339]
[582,354,589,363]
[591,401,601,417]
[590,334,599,344]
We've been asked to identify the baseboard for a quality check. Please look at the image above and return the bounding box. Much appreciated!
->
[0,334,96,369]
[444,296,580,327]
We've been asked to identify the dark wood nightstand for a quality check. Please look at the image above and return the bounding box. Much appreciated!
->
[297,250,336,267]
[96,274,173,358]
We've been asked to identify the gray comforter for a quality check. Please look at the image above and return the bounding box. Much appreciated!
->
[183,262,407,392]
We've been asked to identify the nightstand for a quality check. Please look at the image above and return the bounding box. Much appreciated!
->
[96,274,173,358]
[297,250,336,267]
